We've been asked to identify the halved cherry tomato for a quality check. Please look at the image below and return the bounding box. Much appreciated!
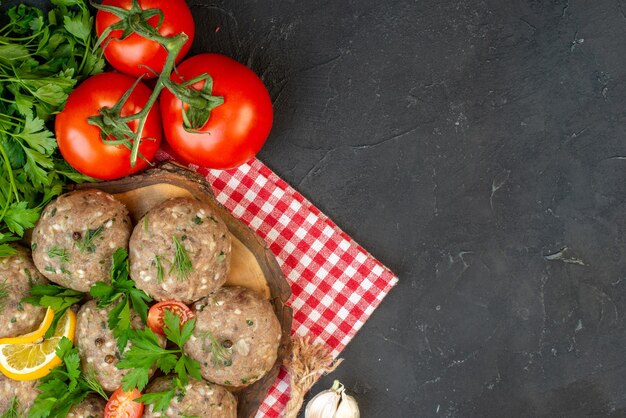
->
[96,0,195,78]
[104,387,144,418]
[147,300,195,336]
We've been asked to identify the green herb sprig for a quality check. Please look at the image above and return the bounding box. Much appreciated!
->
[0,397,21,418]
[117,310,201,392]
[136,377,188,414]
[171,236,193,280]
[90,248,152,351]
[76,225,104,253]
[28,337,107,418]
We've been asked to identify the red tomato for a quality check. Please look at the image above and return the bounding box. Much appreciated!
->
[104,387,144,418]
[96,0,195,78]
[147,300,195,336]
[55,72,162,180]
[159,53,273,169]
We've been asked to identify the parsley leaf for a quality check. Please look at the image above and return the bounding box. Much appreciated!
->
[29,337,107,418]
[136,377,187,414]
[117,311,201,392]
[22,284,84,338]
[90,248,152,352]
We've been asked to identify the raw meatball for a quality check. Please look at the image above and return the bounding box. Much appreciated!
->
[0,374,39,415]
[32,189,132,292]
[0,245,48,338]
[184,286,281,388]
[129,197,231,303]
[75,300,162,392]
[143,377,236,418]
[67,394,106,418]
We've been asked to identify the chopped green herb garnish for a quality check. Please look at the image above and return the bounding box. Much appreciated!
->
[117,311,201,392]
[198,331,232,368]
[44,266,56,273]
[77,225,104,253]
[47,246,69,263]
[143,216,149,234]
[0,281,9,314]
[1,396,21,418]
[90,248,152,352]
[10,317,16,323]
[31,242,37,251]
[192,216,203,225]
[154,255,164,283]
[170,236,193,280]
[49,207,57,217]
[246,319,254,326]
[216,251,226,263]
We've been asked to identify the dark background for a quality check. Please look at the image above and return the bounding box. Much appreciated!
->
[192,0,626,416]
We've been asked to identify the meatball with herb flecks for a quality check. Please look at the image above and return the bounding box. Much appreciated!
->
[183,286,281,388]
[0,245,48,338]
[31,190,132,292]
[75,300,163,392]
[0,374,39,415]
[129,197,231,303]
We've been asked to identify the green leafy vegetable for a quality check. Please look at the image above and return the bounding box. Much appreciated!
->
[0,0,103,257]
[90,248,152,352]
[28,337,107,418]
[117,310,201,392]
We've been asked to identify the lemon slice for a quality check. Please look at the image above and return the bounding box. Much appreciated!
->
[0,309,76,380]
[0,307,55,345]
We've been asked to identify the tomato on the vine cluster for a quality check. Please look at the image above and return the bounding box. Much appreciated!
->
[160,53,274,170]
[55,72,161,180]
[96,0,195,78]
[62,2,273,178]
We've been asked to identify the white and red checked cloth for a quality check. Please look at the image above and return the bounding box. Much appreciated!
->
[158,151,399,417]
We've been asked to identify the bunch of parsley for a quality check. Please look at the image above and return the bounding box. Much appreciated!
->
[28,337,107,418]
[0,0,104,257]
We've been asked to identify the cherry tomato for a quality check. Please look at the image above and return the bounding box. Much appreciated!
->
[104,387,144,418]
[147,300,195,336]
[55,72,161,180]
[96,0,195,78]
[159,53,273,169]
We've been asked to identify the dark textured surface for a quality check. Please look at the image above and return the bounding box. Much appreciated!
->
[187,0,626,417]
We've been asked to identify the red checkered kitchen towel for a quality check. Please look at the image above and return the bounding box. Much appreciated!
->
[162,154,399,417]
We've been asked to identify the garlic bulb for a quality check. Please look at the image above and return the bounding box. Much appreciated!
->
[305,380,360,418]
